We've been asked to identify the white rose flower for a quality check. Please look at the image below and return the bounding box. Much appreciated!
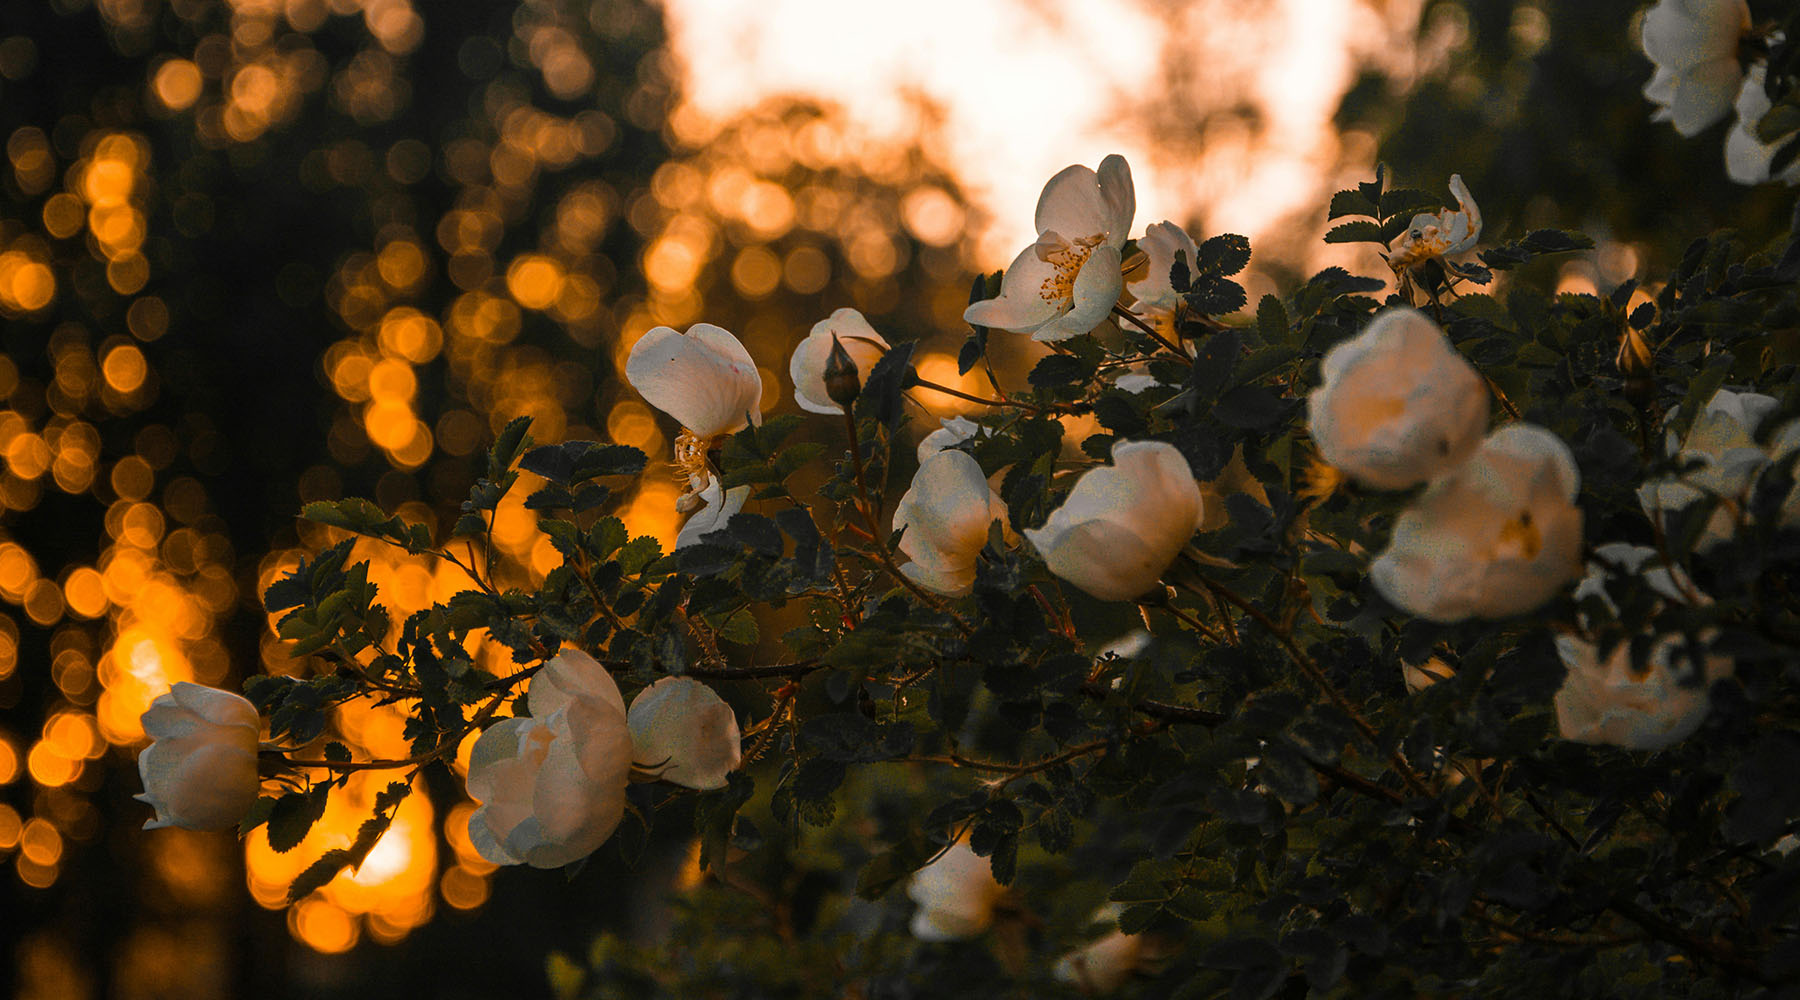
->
[135,682,262,831]
[1554,543,1733,750]
[1638,388,1780,551]
[1641,0,1751,137]
[894,450,1013,598]
[1769,417,1800,524]
[674,474,748,550]
[1307,308,1489,490]
[1024,440,1205,602]
[1371,424,1584,623]
[625,323,763,440]
[916,416,984,463]
[1387,175,1482,270]
[789,307,890,414]
[1725,66,1800,185]
[465,648,633,869]
[1127,220,1198,318]
[627,677,741,790]
[963,155,1135,343]
[1053,928,1148,995]
[907,838,1008,941]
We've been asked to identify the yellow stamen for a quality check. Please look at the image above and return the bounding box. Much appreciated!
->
[1492,509,1542,561]
[1299,454,1348,505]
[1038,233,1105,304]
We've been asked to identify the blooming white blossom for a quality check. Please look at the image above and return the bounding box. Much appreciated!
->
[1638,388,1780,551]
[789,307,889,414]
[625,323,763,440]
[907,838,1008,940]
[1024,440,1205,602]
[963,155,1134,343]
[1387,175,1482,270]
[894,450,1013,597]
[1127,220,1198,318]
[1554,544,1733,750]
[916,416,984,463]
[135,682,261,831]
[1724,66,1800,184]
[465,649,633,869]
[674,475,748,550]
[1371,424,1584,623]
[1307,308,1489,490]
[627,677,741,790]
[1641,0,1751,136]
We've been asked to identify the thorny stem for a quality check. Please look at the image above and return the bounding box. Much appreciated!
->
[910,375,1053,414]
[1202,578,1432,797]
[910,738,1111,788]
[839,408,975,636]
[1111,305,1185,358]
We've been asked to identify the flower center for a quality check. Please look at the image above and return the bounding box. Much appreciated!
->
[673,429,715,511]
[1038,233,1105,305]
[1389,224,1449,270]
[1492,509,1542,561]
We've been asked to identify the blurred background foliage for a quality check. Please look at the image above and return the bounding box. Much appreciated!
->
[0,0,1788,996]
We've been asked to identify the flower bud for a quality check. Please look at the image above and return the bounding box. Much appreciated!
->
[135,682,262,831]
[823,333,862,409]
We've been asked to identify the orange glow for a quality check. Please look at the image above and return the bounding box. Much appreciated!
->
[505,254,566,310]
[377,308,442,363]
[42,193,85,239]
[0,251,56,313]
[377,240,427,291]
[20,817,62,865]
[152,59,204,111]
[0,737,17,785]
[62,567,108,619]
[27,740,79,787]
[102,344,149,394]
[0,804,18,846]
[246,772,438,952]
[366,359,417,404]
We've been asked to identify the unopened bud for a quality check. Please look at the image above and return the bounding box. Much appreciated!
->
[824,333,862,408]
[1616,324,1653,377]
[1616,325,1655,407]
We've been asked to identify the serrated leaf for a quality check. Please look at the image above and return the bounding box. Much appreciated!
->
[1324,220,1385,244]
[1327,188,1378,219]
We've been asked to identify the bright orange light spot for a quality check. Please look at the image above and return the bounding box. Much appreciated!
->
[0,739,18,785]
[377,308,442,363]
[367,359,417,404]
[152,59,204,111]
[24,578,63,626]
[0,543,38,599]
[729,246,780,298]
[0,804,18,846]
[0,253,55,312]
[289,899,359,954]
[505,254,565,310]
[45,712,102,760]
[102,344,148,393]
[440,865,490,910]
[377,240,427,290]
[62,567,107,620]
[82,158,135,207]
[26,741,78,787]
[20,817,62,865]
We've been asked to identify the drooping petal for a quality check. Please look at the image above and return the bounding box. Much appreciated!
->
[1095,154,1136,250]
[133,683,261,831]
[626,323,764,437]
[963,243,1062,334]
[1128,220,1197,315]
[675,477,748,549]
[895,450,1009,598]
[627,677,742,790]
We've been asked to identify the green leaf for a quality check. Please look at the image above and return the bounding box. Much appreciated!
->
[1197,233,1251,277]
[266,787,328,853]
[1323,220,1385,245]
[1327,188,1377,219]
[1377,187,1442,220]
[520,441,646,485]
